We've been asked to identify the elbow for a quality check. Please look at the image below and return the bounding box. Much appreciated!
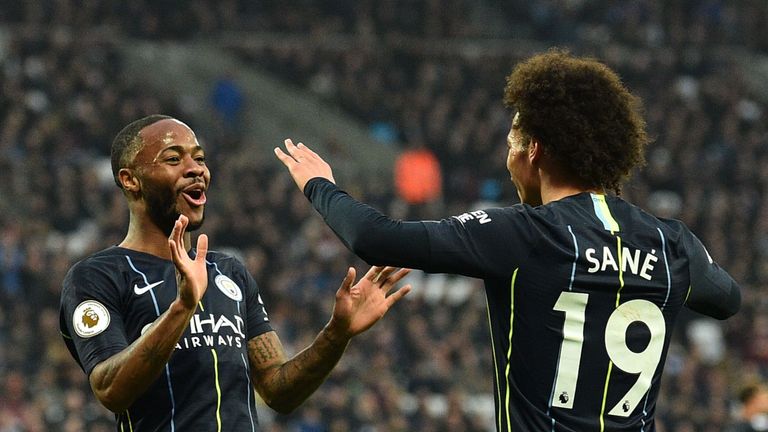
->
[261,393,299,415]
[348,233,387,265]
[92,387,132,413]
[89,370,133,413]
[707,285,741,320]
[719,285,742,320]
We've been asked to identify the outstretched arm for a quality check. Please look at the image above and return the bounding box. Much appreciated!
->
[248,266,411,414]
[89,215,208,412]
[275,139,432,268]
[683,230,740,319]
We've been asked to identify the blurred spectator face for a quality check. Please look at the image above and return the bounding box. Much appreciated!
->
[746,385,768,416]
[131,119,210,234]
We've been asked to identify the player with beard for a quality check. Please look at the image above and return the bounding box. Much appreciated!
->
[59,115,412,431]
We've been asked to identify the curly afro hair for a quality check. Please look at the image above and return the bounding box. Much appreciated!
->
[504,49,648,195]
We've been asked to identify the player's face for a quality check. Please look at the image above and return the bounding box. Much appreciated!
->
[506,113,540,205]
[134,119,211,235]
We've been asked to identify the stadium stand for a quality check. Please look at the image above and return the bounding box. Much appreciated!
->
[1,1,767,430]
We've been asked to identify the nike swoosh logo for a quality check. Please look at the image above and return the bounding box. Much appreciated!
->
[133,280,164,295]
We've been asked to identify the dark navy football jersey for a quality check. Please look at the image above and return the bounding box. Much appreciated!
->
[60,246,273,431]
[304,178,740,432]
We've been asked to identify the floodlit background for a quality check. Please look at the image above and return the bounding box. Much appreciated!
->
[0,1,767,431]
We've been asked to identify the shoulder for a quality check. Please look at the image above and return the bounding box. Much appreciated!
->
[607,195,690,240]
[203,248,252,279]
[64,248,126,285]
[61,248,132,301]
[203,248,245,269]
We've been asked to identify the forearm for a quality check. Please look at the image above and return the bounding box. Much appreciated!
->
[89,300,195,412]
[304,177,430,267]
[251,325,350,414]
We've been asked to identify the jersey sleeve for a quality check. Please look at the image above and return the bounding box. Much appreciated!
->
[236,262,273,339]
[59,261,129,375]
[305,177,536,279]
[680,228,741,319]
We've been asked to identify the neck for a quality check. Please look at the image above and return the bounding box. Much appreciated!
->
[119,211,190,260]
[539,169,604,205]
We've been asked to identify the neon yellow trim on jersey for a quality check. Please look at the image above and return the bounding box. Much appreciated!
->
[602,236,625,429]
[599,361,615,432]
[593,194,620,233]
[486,297,503,432]
[119,410,133,432]
[212,349,222,431]
[198,301,205,311]
[615,236,625,308]
[505,268,519,432]
[684,285,692,304]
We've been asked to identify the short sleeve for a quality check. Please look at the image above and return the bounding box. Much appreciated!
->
[236,263,273,339]
[60,261,129,375]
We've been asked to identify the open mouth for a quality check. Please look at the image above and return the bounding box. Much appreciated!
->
[181,187,207,207]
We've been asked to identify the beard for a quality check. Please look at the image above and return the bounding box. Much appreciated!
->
[143,182,205,236]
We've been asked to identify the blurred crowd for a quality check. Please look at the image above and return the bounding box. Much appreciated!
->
[2,1,768,431]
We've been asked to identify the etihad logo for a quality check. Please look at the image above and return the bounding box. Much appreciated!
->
[189,313,245,338]
[172,313,246,351]
[73,300,110,338]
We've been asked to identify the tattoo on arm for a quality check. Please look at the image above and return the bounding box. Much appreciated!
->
[250,335,281,363]
[247,329,349,413]
[138,344,167,369]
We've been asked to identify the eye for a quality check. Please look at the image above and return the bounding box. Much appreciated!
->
[166,156,181,164]
[195,156,206,164]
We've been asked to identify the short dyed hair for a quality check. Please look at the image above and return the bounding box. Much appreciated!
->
[110,114,174,188]
[504,49,648,194]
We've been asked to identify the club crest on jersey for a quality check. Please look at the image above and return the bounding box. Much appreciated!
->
[215,275,243,301]
[73,300,110,338]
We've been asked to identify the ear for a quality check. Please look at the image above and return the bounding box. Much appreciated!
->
[118,168,141,193]
[528,138,542,165]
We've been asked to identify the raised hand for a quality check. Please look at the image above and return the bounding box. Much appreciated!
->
[274,139,335,192]
[327,266,412,339]
[168,215,209,310]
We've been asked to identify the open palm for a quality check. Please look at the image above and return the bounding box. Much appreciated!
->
[331,266,412,338]
[168,215,209,309]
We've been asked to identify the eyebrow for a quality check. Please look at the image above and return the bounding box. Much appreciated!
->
[152,144,204,162]
[156,144,204,155]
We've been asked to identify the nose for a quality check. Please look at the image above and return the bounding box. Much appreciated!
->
[182,155,206,178]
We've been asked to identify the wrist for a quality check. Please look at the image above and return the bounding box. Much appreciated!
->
[322,320,352,347]
[170,298,197,316]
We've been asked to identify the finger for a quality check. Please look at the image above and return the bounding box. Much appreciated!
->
[340,267,356,293]
[372,266,398,284]
[386,284,412,306]
[285,138,301,157]
[297,142,320,159]
[168,220,182,259]
[175,215,188,251]
[195,234,209,262]
[382,268,412,290]
[168,238,180,264]
[365,266,385,283]
[274,147,296,166]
